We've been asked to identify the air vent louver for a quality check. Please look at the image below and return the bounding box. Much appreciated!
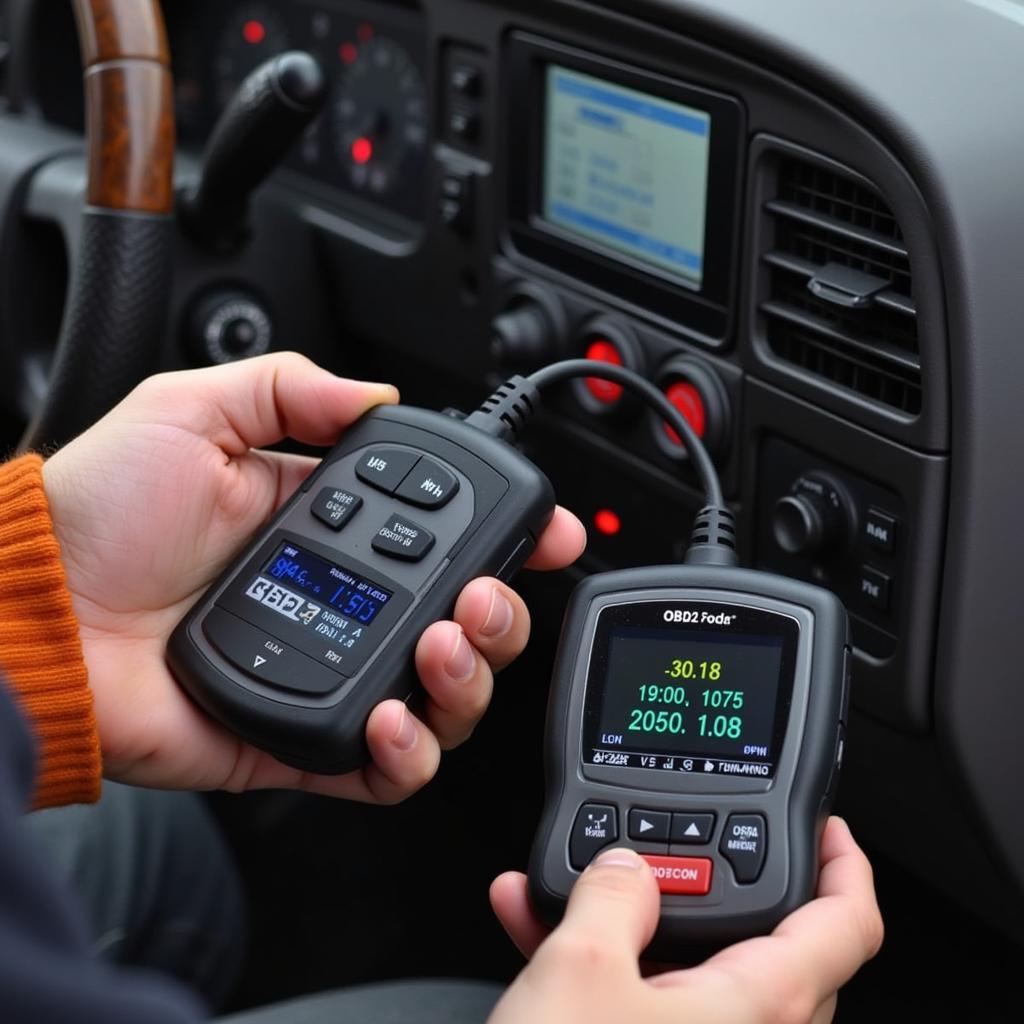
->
[760,159,922,415]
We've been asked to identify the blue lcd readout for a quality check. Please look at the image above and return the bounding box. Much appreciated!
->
[263,543,392,625]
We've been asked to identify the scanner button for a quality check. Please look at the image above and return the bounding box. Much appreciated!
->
[371,515,436,562]
[670,812,716,845]
[720,814,768,884]
[628,808,671,842]
[641,855,713,896]
[395,458,460,509]
[311,488,363,531]
[569,803,618,870]
[203,607,342,695]
[355,447,421,494]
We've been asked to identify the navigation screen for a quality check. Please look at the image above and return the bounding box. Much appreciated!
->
[542,65,712,286]
[583,626,789,778]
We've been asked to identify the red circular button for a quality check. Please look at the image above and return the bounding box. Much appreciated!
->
[663,380,706,445]
[584,339,625,404]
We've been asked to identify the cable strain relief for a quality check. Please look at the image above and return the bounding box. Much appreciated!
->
[684,505,739,567]
[463,375,541,440]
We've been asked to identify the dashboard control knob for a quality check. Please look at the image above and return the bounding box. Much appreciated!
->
[188,292,273,365]
[490,304,552,366]
[490,286,566,371]
[772,474,853,557]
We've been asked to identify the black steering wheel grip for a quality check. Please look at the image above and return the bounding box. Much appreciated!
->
[21,0,174,451]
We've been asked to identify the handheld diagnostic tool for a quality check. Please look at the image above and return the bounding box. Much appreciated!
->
[168,401,555,774]
[527,562,849,960]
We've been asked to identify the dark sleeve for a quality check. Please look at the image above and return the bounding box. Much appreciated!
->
[0,681,204,1023]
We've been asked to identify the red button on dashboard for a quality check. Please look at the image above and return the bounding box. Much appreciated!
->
[663,381,707,444]
[584,339,625,404]
[641,855,713,895]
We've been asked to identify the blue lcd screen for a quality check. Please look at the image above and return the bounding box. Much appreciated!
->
[254,542,393,626]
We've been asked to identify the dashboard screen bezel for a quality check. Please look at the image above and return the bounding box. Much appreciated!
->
[504,33,745,345]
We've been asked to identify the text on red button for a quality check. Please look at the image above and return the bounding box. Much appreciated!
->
[641,855,713,895]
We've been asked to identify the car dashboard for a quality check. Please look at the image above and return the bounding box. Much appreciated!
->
[3,0,1024,996]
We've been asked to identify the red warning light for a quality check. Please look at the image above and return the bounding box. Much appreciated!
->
[242,20,266,45]
[357,22,375,42]
[663,381,707,445]
[351,137,373,165]
[593,509,622,537]
[339,41,358,64]
[584,339,624,404]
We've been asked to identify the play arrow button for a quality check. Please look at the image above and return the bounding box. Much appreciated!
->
[253,656,267,668]
[627,809,670,841]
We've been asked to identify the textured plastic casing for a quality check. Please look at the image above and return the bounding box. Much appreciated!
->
[168,405,554,774]
[529,564,848,961]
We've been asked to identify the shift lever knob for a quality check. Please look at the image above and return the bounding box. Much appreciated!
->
[181,51,326,252]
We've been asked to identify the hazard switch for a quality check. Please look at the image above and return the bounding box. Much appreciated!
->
[584,339,625,404]
[663,380,707,444]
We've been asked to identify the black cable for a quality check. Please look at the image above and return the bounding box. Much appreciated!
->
[463,361,736,566]
[526,359,724,509]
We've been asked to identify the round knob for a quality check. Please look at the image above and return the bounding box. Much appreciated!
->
[772,474,852,557]
[189,292,273,365]
[490,301,556,371]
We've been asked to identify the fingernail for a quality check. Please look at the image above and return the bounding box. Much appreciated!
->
[391,707,417,751]
[590,848,643,870]
[444,627,476,682]
[480,588,514,638]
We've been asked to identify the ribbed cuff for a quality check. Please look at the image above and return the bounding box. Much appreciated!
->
[0,455,101,808]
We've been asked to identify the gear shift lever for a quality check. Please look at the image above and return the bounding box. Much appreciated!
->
[181,51,326,252]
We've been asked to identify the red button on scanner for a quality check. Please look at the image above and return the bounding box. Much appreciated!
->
[584,339,625,404]
[663,381,706,445]
[641,855,713,895]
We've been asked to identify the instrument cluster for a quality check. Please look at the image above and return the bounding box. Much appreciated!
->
[172,1,429,224]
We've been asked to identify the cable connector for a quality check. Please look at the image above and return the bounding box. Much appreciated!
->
[463,375,541,441]
[684,506,739,568]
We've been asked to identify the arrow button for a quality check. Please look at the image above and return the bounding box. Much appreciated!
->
[627,808,670,842]
[253,656,267,668]
[670,812,716,845]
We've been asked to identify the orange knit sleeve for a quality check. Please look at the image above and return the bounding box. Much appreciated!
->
[0,454,101,809]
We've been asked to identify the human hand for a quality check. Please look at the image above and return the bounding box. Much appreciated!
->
[489,817,882,1024]
[42,353,586,801]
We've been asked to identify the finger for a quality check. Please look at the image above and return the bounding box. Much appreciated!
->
[414,620,492,749]
[490,871,552,958]
[812,994,839,1024]
[452,578,529,672]
[523,507,587,571]
[353,700,442,804]
[137,352,399,452]
[542,848,660,967]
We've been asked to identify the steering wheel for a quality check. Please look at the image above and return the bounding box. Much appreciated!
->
[14,0,174,450]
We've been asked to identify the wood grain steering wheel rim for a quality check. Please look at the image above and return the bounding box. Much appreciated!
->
[74,0,174,214]
[20,0,174,450]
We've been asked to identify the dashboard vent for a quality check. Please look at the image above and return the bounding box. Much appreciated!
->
[759,158,921,416]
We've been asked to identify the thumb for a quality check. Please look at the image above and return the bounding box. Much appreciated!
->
[551,848,661,964]
[134,352,399,452]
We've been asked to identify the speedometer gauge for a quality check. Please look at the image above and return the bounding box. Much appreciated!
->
[332,36,427,198]
[214,4,291,111]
